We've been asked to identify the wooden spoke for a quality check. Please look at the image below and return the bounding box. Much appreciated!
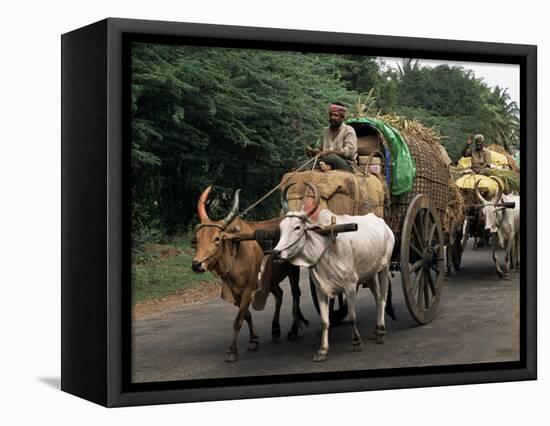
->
[424,274,431,308]
[411,259,424,272]
[427,270,436,295]
[417,274,424,306]
[410,243,423,258]
[428,222,437,245]
[412,222,424,249]
[413,269,423,297]
[423,209,431,241]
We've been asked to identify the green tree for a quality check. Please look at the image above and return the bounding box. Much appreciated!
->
[131,44,360,241]
[131,44,519,243]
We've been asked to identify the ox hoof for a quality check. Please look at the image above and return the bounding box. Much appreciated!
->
[247,340,260,351]
[271,327,281,341]
[313,351,328,362]
[225,351,238,362]
[372,328,386,344]
[503,273,511,281]
[352,340,363,351]
[287,328,298,341]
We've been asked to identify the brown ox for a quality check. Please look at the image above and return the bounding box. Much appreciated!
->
[192,186,307,362]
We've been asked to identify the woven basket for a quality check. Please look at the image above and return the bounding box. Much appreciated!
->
[387,137,450,237]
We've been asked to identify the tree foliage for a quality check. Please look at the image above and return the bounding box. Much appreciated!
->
[131,44,519,243]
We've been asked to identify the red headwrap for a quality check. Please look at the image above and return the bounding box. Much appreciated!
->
[328,103,347,115]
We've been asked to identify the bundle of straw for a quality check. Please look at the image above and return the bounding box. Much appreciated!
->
[486,143,520,172]
[485,169,520,193]
[348,105,451,168]
[444,179,466,233]
[376,113,443,147]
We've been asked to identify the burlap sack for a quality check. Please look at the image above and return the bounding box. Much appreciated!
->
[281,170,385,218]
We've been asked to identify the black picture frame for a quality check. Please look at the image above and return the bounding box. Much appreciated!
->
[61,17,537,408]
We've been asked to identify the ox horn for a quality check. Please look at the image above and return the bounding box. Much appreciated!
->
[222,189,241,227]
[197,186,212,223]
[489,176,504,203]
[474,178,488,204]
[281,183,297,214]
[302,182,320,218]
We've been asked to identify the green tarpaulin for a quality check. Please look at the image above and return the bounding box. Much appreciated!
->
[346,117,416,196]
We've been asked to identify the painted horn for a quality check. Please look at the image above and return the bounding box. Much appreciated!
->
[222,189,241,227]
[489,176,504,203]
[281,182,296,213]
[197,186,212,223]
[302,182,320,218]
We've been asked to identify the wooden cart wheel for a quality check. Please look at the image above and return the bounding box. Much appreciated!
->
[309,274,348,324]
[400,194,444,324]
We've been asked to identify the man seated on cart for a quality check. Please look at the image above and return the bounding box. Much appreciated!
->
[460,133,491,174]
[305,102,358,172]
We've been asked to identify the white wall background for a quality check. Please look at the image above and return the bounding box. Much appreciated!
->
[0,0,545,423]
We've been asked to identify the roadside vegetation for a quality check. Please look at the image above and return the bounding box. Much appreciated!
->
[132,237,217,305]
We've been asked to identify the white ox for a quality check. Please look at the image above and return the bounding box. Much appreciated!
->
[475,177,520,278]
[274,183,395,362]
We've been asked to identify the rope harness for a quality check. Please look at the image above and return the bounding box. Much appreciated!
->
[238,156,319,218]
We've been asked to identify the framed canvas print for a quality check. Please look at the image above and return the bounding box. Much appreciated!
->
[61,18,537,407]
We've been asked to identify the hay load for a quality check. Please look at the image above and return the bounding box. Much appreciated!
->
[374,114,462,231]
[376,113,453,167]
[445,179,465,233]
[484,169,520,193]
[346,113,454,233]
[455,142,519,195]
[486,143,520,172]
[455,174,501,200]
[458,150,509,169]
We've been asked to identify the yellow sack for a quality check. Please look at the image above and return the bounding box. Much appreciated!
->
[455,174,499,198]
[458,150,509,169]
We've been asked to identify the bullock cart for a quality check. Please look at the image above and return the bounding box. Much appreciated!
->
[451,171,518,270]
[449,145,520,267]
[255,116,458,325]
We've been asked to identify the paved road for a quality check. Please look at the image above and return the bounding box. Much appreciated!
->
[132,243,519,383]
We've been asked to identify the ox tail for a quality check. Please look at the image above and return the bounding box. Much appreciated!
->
[385,279,397,321]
